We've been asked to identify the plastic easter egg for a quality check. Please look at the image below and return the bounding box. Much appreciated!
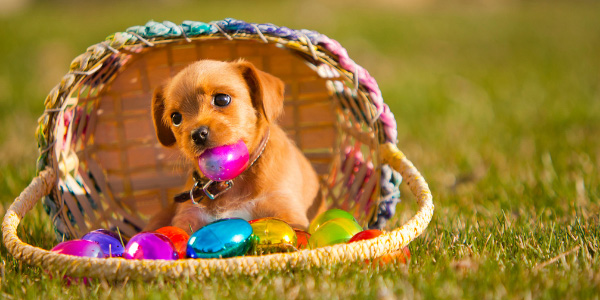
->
[187,218,253,259]
[308,218,363,249]
[250,243,297,255]
[82,229,124,258]
[156,226,190,259]
[294,229,311,249]
[198,139,250,181]
[250,218,297,246]
[371,247,411,266]
[247,218,297,255]
[123,232,178,260]
[308,208,357,234]
[348,229,383,243]
[50,240,101,285]
[51,240,104,258]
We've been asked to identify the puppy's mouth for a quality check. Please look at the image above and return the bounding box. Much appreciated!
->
[190,140,228,158]
[190,144,212,157]
[195,139,251,182]
[194,140,248,159]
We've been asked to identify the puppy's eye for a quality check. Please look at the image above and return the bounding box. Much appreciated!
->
[213,94,231,107]
[171,112,182,127]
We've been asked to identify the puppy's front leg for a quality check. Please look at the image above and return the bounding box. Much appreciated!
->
[253,198,310,230]
[144,202,177,231]
[172,202,213,233]
[275,211,310,231]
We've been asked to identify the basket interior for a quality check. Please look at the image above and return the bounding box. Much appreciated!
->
[49,39,383,238]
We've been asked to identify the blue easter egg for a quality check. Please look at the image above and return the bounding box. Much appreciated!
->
[82,229,124,258]
[187,218,253,259]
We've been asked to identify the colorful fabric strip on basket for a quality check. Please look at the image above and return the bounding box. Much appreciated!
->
[39,18,404,240]
[369,165,402,229]
[123,18,398,143]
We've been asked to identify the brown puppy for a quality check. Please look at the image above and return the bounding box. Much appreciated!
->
[146,59,324,232]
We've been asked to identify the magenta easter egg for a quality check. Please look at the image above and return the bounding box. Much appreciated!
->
[123,232,178,260]
[198,139,249,181]
[50,240,101,285]
[51,240,105,258]
[82,229,124,258]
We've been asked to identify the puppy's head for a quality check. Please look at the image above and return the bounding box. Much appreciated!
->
[151,60,284,163]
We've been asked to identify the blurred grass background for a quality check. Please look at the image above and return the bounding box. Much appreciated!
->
[1,0,599,299]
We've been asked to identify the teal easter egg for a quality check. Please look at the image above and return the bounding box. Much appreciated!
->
[308,209,357,234]
[187,218,253,259]
[308,218,363,249]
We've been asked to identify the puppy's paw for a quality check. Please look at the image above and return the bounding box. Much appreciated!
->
[274,212,310,231]
[144,203,177,231]
[172,217,203,233]
[172,206,212,233]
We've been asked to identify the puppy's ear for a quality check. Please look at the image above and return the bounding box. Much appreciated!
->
[236,61,285,123]
[151,85,177,147]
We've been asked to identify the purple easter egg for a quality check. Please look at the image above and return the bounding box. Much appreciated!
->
[198,139,250,181]
[51,240,105,258]
[82,229,125,258]
[123,232,178,260]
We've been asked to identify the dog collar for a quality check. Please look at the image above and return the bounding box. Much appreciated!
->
[173,128,270,204]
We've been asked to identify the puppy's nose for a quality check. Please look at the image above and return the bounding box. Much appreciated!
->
[191,126,210,146]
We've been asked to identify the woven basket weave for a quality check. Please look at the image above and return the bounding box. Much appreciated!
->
[2,19,433,280]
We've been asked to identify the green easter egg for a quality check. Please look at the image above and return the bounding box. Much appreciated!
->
[308,218,363,249]
[309,209,357,234]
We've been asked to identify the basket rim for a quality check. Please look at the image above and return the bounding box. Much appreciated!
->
[8,19,434,279]
[36,18,398,170]
[2,143,433,280]
[34,18,405,239]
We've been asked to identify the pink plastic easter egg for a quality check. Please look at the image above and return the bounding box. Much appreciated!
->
[123,232,178,260]
[51,239,105,258]
[198,139,249,181]
[49,240,103,285]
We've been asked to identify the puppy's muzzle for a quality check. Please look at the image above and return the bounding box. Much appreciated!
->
[191,126,209,146]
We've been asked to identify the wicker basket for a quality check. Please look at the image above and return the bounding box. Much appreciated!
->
[2,19,433,280]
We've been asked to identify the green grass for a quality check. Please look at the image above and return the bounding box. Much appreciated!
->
[1,1,600,299]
